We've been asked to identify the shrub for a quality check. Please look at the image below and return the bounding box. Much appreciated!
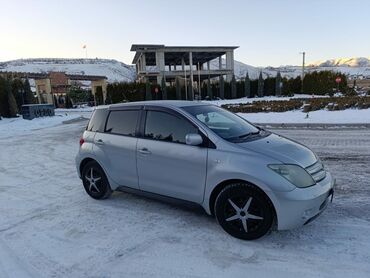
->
[222,96,370,113]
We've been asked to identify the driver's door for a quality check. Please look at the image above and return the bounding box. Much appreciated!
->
[136,108,207,203]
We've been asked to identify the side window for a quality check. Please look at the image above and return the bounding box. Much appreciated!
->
[105,110,139,136]
[87,109,109,132]
[144,111,198,144]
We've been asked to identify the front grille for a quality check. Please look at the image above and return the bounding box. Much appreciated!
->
[306,161,326,182]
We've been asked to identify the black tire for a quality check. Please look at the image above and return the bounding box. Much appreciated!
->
[214,183,273,240]
[81,161,112,200]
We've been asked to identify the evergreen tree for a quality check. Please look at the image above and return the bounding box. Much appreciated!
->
[23,79,34,104]
[207,77,212,99]
[105,92,112,104]
[11,78,24,110]
[188,81,193,100]
[54,95,59,108]
[65,95,73,108]
[257,71,264,97]
[161,76,167,100]
[7,80,18,117]
[219,75,225,99]
[0,77,9,117]
[175,77,181,100]
[95,86,104,105]
[244,73,251,98]
[275,71,282,96]
[231,75,237,99]
[67,85,92,103]
[145,80,152,100]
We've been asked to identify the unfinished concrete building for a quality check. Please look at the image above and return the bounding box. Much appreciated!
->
[131,44,238,97]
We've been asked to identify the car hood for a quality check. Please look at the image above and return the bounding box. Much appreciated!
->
[236,133,317,168]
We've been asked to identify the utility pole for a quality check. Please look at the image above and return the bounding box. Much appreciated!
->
[300,51,305,93]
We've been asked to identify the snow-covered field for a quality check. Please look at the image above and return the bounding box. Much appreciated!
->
[0,113,82,140]
[0,115,370,277]
[205,96,370,124]
[239,108,370,124]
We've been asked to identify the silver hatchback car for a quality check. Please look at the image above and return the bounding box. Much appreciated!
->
[76,101,335,240]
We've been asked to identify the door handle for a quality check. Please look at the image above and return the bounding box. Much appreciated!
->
[138,148,151,155]
[95,139,104,145]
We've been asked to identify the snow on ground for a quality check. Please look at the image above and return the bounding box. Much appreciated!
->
[239,108,370,124]
[0,119,370,277]
[206,94,327,106]
[0,112,82,140]
[202,95,370,124]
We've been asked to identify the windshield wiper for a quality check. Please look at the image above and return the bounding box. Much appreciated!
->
[238,130,260,139]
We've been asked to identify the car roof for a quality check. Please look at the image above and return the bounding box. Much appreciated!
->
[96,100,212,110]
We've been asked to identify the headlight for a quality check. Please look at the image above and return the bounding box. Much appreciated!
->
[268,164,315,188]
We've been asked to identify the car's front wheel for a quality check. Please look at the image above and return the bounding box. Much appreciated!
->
[214,183,274,240]
[81,161,112,199]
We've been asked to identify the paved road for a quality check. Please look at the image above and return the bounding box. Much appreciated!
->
[0,122,369,278]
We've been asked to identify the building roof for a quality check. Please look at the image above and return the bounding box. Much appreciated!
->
[131,44,238,65]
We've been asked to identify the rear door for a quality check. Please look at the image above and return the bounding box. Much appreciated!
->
[136,107,208,203]
[93,107,140,189]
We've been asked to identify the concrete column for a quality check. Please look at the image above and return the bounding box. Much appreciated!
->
[189,52,194,100]
[219,56,222,69]
[226,51,234,81]
[207,61,210,72]
[181,57,185,71]
[156,50,165,84]
[141,53,146,73]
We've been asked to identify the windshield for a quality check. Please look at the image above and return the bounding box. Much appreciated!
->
[183,105,260,142]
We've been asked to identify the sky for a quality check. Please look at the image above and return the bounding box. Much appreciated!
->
[0,0,369,67]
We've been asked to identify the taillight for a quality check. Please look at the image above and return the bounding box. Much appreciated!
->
[79,137,85,147]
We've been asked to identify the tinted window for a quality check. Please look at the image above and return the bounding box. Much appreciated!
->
[105,110,139,136]
[87,109,109,132]
[144,111,198,144]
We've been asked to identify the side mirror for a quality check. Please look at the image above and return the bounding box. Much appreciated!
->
[185,133,203,146]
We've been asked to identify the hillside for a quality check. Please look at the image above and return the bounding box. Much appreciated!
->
[1,56,369,83]
[0,58,136,82]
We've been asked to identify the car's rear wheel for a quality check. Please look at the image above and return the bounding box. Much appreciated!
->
[81,161,112,199]
[214,183,273,240]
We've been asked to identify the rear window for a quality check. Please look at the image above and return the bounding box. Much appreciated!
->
[105,110,139,136]
[87,109,109,132]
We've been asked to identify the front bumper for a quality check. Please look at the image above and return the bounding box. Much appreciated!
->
[273,171,335,230]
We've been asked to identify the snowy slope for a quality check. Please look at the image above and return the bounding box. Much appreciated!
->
[211,57,370,80]
[1,56,370,83]
[309,57,370,67]
[0,58,136,83]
